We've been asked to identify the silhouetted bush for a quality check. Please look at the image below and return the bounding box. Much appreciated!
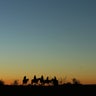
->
[0,80,4,85]
[72,78,80,84]
[66,82,72,85]
[12,80,19,85]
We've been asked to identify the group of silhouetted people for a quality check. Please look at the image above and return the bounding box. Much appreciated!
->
[22,75,58,86]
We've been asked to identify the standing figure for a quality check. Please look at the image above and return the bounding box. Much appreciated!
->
[44,76,51,86]
[31,75,39,85]
[39,75,44,85]
[22,76,29,85]
[52,76,58,86]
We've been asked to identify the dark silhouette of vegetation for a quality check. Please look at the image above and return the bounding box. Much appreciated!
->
[65,82,72,85]
[12,80,19,85]
[72,78,81,85]
[0,80,4,86]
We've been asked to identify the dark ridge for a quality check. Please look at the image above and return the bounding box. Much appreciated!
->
[0,84,96,96]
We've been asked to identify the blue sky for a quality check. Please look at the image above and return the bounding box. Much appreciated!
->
[0,0,96,84]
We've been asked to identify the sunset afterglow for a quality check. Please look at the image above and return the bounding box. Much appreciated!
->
[0,0,96,85]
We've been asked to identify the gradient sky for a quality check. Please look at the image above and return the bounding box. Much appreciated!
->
[0,0,96,84]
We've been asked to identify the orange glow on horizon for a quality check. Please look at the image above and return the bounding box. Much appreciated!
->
[2,77,96,85]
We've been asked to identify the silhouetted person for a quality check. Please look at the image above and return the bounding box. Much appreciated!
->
[46,76,49,81]
[54,76,57,80]
[33,75,36,80]
[41,75,44,80]
[31,75,39,85]
[44,76,51,86]
[52,76,58,86]
[39,75,44,85]
[22,76,29,85]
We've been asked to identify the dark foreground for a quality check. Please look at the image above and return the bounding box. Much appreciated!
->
[0,84,96,96]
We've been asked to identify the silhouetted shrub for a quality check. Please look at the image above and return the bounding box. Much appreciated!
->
[0,80,4,85]
[12,80,19,85]
[72,78,80,84]
[66,82,72,85]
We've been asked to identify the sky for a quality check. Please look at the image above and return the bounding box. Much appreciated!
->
[0,0,96,84]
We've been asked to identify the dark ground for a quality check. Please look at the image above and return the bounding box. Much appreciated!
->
[0,84,96,96]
